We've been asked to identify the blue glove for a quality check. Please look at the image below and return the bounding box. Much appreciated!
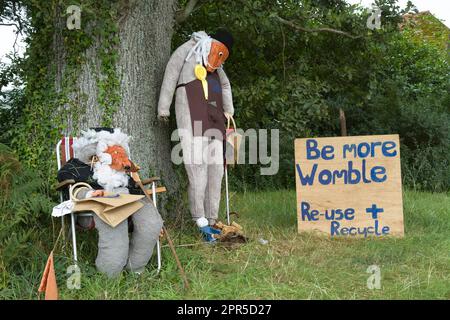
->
[199,226,221,242]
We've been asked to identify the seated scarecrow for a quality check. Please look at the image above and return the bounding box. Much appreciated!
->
[57,128,163,277]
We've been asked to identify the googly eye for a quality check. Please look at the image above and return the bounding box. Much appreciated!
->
[219,52,223,57]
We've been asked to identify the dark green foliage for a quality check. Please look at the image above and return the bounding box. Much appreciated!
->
[348,84,450,192]
[347,30,450,191]
[0,144,55,289]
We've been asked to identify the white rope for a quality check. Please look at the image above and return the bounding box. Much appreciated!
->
[185,31,212,66]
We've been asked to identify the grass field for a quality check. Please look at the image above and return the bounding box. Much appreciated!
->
[2,189,449,300]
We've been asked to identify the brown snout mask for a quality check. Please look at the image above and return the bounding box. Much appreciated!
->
[206,40,229,73]
[104,145,132,172]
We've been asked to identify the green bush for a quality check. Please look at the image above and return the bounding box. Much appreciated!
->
[348,32,450,192]
[0,144,55,289]
[229,75,334,191]
[348,90,450,192]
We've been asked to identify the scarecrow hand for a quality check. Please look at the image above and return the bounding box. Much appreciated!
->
[158,115,170,123]
[224,112,232,121]
[91,190,105,197]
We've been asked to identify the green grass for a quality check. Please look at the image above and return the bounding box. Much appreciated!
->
[1,189,449,299]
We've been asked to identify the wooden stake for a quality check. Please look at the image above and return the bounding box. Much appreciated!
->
[339,108,347,136]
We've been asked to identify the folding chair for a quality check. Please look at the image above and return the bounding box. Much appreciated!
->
[55,136,163,273]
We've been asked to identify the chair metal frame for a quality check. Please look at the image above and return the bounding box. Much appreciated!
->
[56,137,162,273]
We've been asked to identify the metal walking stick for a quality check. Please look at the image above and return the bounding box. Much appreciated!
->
[225,162,231,225]
[224,115,240,226]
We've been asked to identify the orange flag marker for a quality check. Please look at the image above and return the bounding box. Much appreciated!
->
[38,251,58,300]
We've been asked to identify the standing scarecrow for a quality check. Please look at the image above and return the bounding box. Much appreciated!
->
[157,29,234,236]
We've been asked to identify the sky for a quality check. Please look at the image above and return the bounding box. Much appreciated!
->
[0,0,449,64]
[0,24,25,64]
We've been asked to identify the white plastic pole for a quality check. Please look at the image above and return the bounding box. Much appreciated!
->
[225,165,230,225]
[70,212,78,263]
[152,182,162,273]
[56,140,65,240]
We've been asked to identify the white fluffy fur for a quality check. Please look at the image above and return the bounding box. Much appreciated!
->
[73,128,131,163]
[92,162,129,192]
[98,152,112,165]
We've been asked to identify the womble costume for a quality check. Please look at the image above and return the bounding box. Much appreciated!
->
[58,128,163,277]
[157,30,234,230]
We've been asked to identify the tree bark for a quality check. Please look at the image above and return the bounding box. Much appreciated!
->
[115,0,177,185]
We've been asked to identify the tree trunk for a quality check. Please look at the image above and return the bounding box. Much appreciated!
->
[57,1,180,205]
[116,0,177,185]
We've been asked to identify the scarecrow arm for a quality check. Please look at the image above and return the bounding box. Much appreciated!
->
[217,68,234,116]
[131,172,160,186]
[141,177,161,185]
[128,162,158,185]
[157,40,193,118]
[55,179,75,191]
[73,187,95,200]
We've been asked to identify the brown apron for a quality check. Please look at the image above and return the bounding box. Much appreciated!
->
[182,71,226,140]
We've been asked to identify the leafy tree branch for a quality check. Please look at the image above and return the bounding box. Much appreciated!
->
[272,14,362,39]
[176,0,200,24]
